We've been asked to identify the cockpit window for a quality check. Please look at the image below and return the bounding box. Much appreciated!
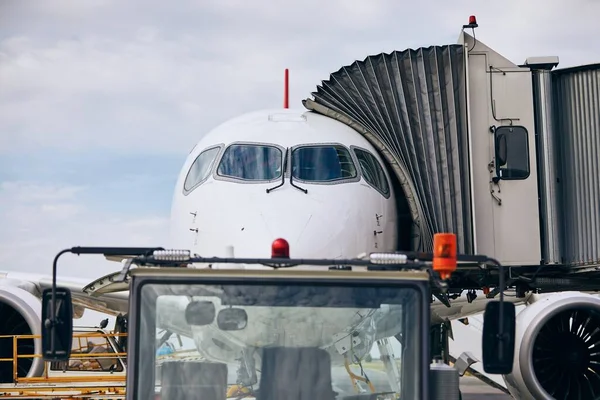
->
[183,146,221,192]
[217,144,282,181]
[353,148,390,197]
[291,145,357,182]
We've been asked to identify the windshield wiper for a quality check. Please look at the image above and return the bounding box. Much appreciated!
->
[266,148,307,194]
[266,148,288,193]
[289,149,308,194]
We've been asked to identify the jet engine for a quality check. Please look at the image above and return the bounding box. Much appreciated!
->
[0,286,45,383]
[504,291,600,400]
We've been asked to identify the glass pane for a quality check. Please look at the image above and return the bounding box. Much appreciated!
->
[292,145,357,182]
[217,144,282,181]
[496,126,530,179]
[137,281,422,399]
[354,148,390,196]
[184,147,220,191]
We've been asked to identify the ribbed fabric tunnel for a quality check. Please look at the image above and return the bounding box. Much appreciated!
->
[303,44,474,254]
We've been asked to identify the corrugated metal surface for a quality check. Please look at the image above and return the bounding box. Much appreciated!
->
[552,64,600,266]
[303,45,473,254]
[532,70,563,264]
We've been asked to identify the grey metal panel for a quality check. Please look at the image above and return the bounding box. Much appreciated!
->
[531,70,562,264]
[552,64,600,267]
[303,45,473,254]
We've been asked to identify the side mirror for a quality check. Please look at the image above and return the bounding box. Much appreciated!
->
[41,287,73,361]
[217,308,247,331]
[185,300,216,326]
[482,301,516,374]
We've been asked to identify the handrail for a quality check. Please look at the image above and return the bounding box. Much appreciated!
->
[0,332,128,383]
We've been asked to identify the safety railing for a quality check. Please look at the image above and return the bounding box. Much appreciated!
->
[0,331,127,384]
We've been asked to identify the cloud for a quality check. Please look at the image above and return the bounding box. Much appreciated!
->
[0,180,169,279]
[2,1,598,156]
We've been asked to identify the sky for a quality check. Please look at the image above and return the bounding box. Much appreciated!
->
[1,0,599,283]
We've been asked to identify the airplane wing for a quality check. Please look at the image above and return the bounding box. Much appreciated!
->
[0,269,194,339]
[0,270,129,315]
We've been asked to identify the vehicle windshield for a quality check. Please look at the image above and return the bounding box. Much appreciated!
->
[135,278,424,399]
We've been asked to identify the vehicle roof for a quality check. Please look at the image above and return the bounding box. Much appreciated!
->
[129,266,430,282]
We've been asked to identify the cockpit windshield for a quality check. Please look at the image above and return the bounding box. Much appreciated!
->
[291,145,357,182]
[217,144,282,181]
[135,276,425,399]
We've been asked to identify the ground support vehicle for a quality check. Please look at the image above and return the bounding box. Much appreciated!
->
[0,329,126,398]
[39,236,515,400]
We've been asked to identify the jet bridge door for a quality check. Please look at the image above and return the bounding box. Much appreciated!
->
[463,35,541,266]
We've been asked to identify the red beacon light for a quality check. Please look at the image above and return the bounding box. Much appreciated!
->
[463,15,478,29]
[271,238,290,259]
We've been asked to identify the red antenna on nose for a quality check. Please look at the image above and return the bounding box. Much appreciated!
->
[283,68,289,109]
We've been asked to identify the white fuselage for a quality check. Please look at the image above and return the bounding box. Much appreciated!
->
[166,108,400,364]
[169,108,398,259]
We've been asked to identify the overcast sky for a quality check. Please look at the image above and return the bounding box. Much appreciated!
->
[1,0,599,279]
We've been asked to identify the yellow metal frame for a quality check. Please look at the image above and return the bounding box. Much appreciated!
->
[0,385,126,399]
[0,332,127,384]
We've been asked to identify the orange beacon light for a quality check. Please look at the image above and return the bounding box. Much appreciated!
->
[433,233,457,280]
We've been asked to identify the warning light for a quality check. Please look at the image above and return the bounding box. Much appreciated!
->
[463,15,478,29]
[271,238,290,258]
[432,233,457,280]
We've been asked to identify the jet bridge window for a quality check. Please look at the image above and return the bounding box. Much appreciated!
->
[353,148,390,197]
[217,144,282,181]
[291,144,357,182]
[494,125,530,180]
[183,146,221,193]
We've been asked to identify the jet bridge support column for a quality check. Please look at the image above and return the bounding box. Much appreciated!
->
[430,323,450,364]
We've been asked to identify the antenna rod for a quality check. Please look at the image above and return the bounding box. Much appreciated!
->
[284,68,289,108]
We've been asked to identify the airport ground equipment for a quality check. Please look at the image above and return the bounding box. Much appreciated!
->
[39,234,515,400]
[0,327,126,398]
[303,16,600,294]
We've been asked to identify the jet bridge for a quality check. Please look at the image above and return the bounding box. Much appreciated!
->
[304,21,600,272]
[303,44,473,256]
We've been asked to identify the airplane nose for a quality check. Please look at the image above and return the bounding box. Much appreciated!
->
[259,205,341,258]
[187,185,362,260]
[213,188,350,259]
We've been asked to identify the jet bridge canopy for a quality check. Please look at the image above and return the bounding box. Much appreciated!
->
[303,45,473,254]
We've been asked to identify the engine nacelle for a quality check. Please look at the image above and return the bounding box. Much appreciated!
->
[0,286,45,383]
[504,291,600,400]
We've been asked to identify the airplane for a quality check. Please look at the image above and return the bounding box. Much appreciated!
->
[168,107,398,259]
[2,75,599,400]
